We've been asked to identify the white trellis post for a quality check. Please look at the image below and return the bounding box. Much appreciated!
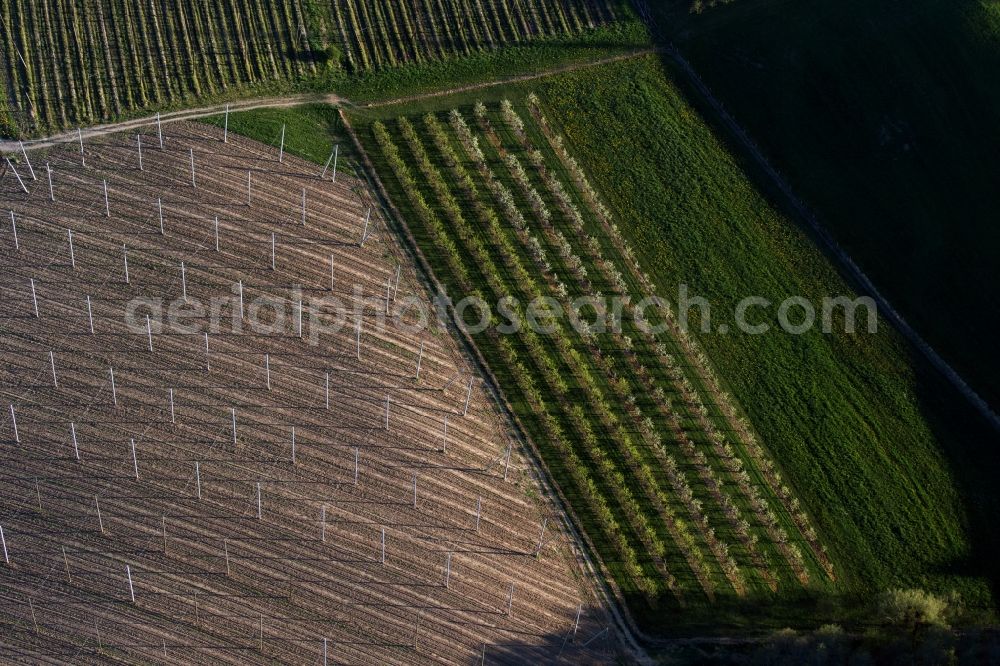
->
[265,353,271,390]
[445,551,452,588]
[169,388,175,423]
[158,197,164,235]
[291,426,296,464]
[223,539,230,575]
[257,482,262,519]
[271,233,276,270]
[415,342,424,381]
[573,604,582,638]
[238,281,244,319]
[126,565,135,603]
[71,422,79,460]
[67,229,75,267]
[78,127,85,166]
[8,405,18,443]
[95,495,104,533]
[86,295,94,333]
[0,524,8,564]
[46,163,53,201]
[321,145,336,179]
[356,318,361,361]
[29,278,38,317]
[9,211,18,251]
[354,448,359,485]
[384,394,390,430]
[380,528,385,565]
[137,134,143,171]
[278,124,285,162]
[123,244,130,283]
[63,546,71,583]
[204,332,211,372]
[19,141,35,180]
[320,505,326,542]
[392,265,401,302]
[103,180,110,217]
[231,408,237,445]
[214,216,220,251]
[323,638,329,666]
[157,112,163,148]
[463,378,474,416]
[131,438,139,479]
[49,351,57,387]
[534,518,548,556]
[360,207,371,246]
[180,262,187,301]
[329,254,335,291]
[475,496,481,532]
[146,315,153,352]
[223,104,229,143]
[109,366,117,406]
[297,300,303,338]
[332,144,339,182]
[195,461,201,499]
[5,158,27,193]
[189,148,196,188]
[325,372,330,409]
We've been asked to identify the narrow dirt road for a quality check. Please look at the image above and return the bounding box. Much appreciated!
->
[0,93,343,152]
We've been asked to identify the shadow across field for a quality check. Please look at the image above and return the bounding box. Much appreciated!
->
[654,0,1000,411]
[637,0,1000,627]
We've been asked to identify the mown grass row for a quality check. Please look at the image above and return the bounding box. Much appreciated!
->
[333,0,619,72]
[0,0,327,134]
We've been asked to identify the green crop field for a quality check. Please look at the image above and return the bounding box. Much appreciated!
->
[653,0,1000,423]
[200,103,355,170]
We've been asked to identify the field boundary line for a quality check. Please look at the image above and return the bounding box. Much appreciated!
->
[340,108,653,664]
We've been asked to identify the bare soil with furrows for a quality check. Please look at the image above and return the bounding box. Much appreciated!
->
[0,122,615,664]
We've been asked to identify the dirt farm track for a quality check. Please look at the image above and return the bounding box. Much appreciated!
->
[0,123,614,664]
